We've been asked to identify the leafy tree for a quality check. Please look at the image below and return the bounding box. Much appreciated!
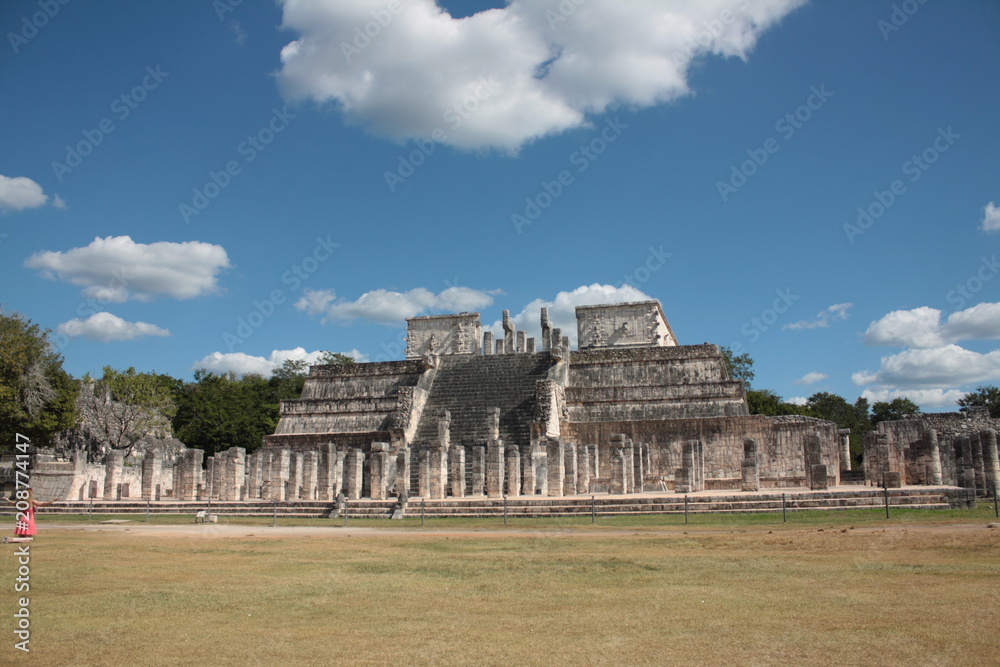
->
[720,346,754,389]
[957,385,1000,418]
[318,351,355,366]
[746,389,809,416]
[173,371,278,456]
[0,309,78,450]
[870,397,921,425]
[76,366,177,458]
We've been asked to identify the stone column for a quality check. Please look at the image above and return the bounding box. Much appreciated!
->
[563,441,577,497]
[486,441,504,498]
[576,444,590,494]
[177,449,203,501]
[317,443,336,501]
[396,447,411,498]
[981,430,1000,493]
[632,441,644,493]
[103,452,123,500]
[483,331,494,356]
[676,440,704,493]
[521,444,535,496]
[257,450,272,500]
[418,448,430,498]
[741,438,759,492]
[345,448,363,499]
[472,446,486,496]
[505,447,521,496]
[277,449,293,501]
[516,331,526,354]
[141,449,162,500]
[590,444,599,478]
[971,432,986,493]
[925,428,943,485]
[805,435,827,490]
[287,452,304,501]
[546,439,564,497]
[622,438,635,494]
[503,310,516,353]
[533,443,548,495]
[369,442,391,500]
[526,338,536,353]
[301,451,318,501]
[449,446,466,498]
[959,436,976,490]
[429,444,448,498]
[609,438,626,495]
[226,447,246,501]
[540,307,552,352]
[838,429,852,472]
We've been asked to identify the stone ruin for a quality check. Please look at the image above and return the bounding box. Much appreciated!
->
[863,408,1000,493]
[14,300,852,501]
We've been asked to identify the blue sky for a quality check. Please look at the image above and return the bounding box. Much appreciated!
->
[1,0,998,411]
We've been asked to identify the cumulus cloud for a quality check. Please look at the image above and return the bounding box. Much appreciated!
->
[852,345,1000,389]
[57,312,170,342]
[192,347,368,377]
[982,201,1000,233]
[793,372,827,385]
[488,283,652,347]
[783,303,852,330]
[859,388,966,409]
[787,396,808,406]
[863,303,1000,348]
[277,0,805,151]
[295,286,498,324]
[0,175,51,211]
[24,235,230,302]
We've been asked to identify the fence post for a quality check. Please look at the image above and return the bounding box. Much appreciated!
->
[145,499,150,523]
[591,495,596,525]
[883,485,890,519]
[344,498,349,527]
[782,493,786,523]
[272,498,277,528]
[503,495,508,526]
[684,495,689,525]
[993,484,998,518]
[421,498,425,527]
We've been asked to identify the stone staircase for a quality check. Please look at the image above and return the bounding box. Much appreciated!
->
[24,488,972,519]
[412,353,555,448]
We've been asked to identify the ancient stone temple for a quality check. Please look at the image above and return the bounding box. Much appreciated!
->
[253,300,841,500]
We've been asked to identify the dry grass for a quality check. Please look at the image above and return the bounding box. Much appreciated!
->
[1,520,998,666]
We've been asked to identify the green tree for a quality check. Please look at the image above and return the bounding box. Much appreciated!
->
[720,346,754,389]
[957,385,1000,418]
[870,397,921,425]
[746,389,809,416]
[0,309,78,450]
[76,366,177,458]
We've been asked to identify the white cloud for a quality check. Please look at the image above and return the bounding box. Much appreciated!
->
[57,312,170,342]
[52,194,68,210]
[793,372,827,385]
[277,0,805,152]
[0,175,49,211]
[192,347,368,377]
[488,283,651,347]
[784,302,852,330]
[860,388,966,409]
[295,286,498,325]
[982,201,1000,233]
[25,236,230,302]
[864,303,1000,348]
[787,396,808,406]
[852,344,1000,389]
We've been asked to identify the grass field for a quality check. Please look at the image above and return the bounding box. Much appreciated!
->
[1,508,997,666]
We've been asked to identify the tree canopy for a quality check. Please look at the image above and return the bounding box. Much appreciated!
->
[0,309,77,450]
[720,346,755,389]
[957,385,1000,418]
